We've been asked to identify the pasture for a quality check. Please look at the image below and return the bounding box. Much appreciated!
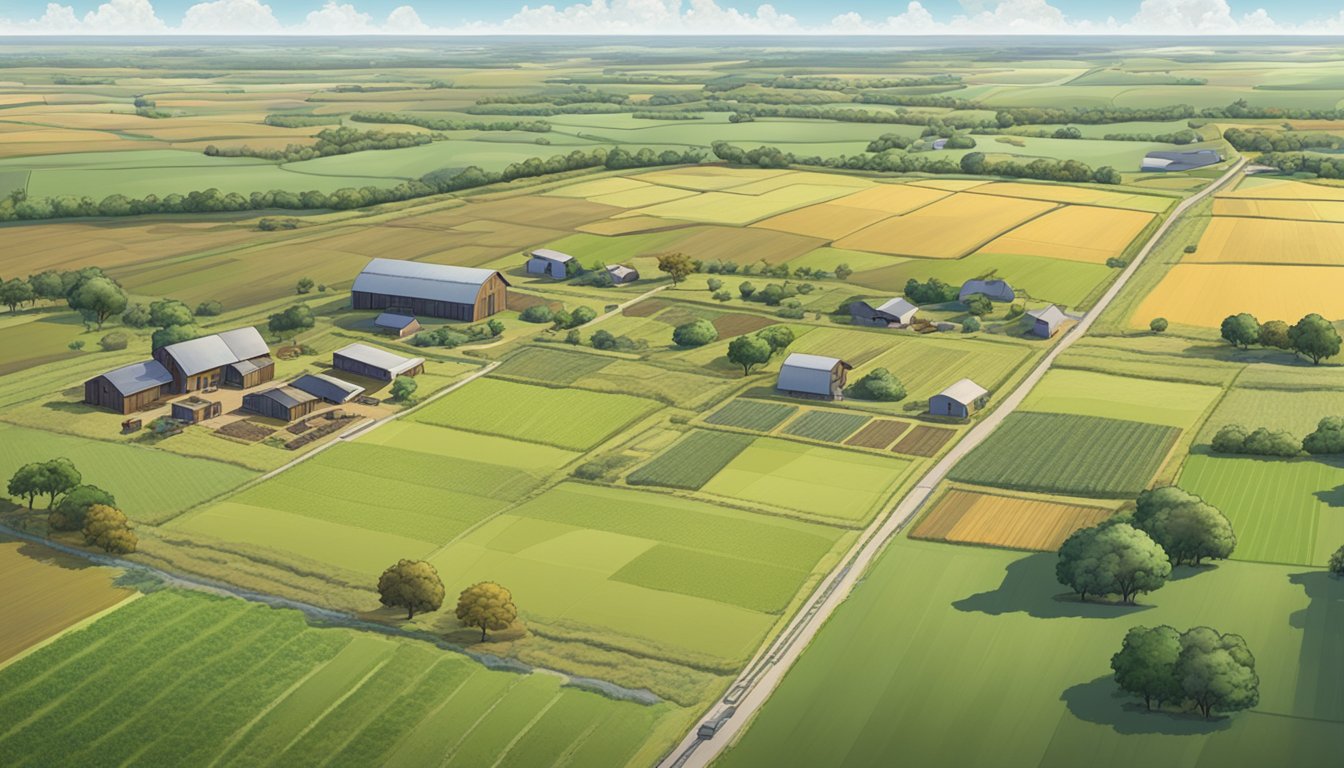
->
[911,488,1115,551]
[1018,369,1221,429]
[1197,387,1344,444]
[948,413,1180,498]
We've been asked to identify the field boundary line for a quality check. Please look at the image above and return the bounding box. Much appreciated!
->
[656,157,1250,768]
[274,653,397,757]
[485,692,564,768]
[0,591,142,674]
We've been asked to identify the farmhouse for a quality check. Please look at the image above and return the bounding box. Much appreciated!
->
[153,327,274,394]
[242,385,320,422]
[606,264,639,284]
[930,379,989,419]
[850,298,919,327]
[959,279,1015,303]
[777,353,853,400]
[83,360,174,414]
[171,396,221,425]
[352,258,509,322]
[373,312,420,338]
[333,343,425,381]
[1026,305,1067,338]
[1141,149,1222,172]
[526,249,574,279]
[291,373,365,404]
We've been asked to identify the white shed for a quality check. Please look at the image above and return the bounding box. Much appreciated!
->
[776,353,853,401]
[929,378,989,419]
[1026,305,1067,338]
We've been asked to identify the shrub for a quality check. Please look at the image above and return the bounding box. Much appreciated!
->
[1304,416,1344,455]
[591,330,617,350]
[570,306,597,326]
[1150,317,1168,333]
[121,303,150,328]
[672,319,719,347]
[550,309,573,330]
[49,484,116,531]
[963,316,982,333]
[1106,257,1128,268]
[67,340,85,351]
[194,300,223,316]
[98,332,128,351]
[390,376,418,402]
[776,303,805,319]
[1184,244,1198,254]
[296,277,314,294]
[487,318,505,336]
[713,290,732,302]
[519,305,554,323]
[964,294,993,316]
[738,281,756,299]
[848,368,906,401]
[565,329,581,345]
[707,278,723,292]
[1330,544,1344,576]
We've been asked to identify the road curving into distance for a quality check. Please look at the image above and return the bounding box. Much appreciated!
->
[657,156,1250,768]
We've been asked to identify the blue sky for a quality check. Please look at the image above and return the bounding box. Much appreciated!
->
[1,0,1339,35]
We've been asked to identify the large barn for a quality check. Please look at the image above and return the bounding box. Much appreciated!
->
[152,327,274,394]
[332,343,425,381]
[84,360,174,414]
[352,258,509,322]
[777,353,853,401]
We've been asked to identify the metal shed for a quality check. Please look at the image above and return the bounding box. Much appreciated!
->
[776,353,852,400]
[84,360,174,414]
[171,396,222,424]
[929,378,989,419]
[850,298,918,327]
[1026,305,1067,338]
[606,264,639,284]
[242,386,320,422]
[526,249,574,279]
[332,343,425,381]
[374,312,421,338]
[352,258,509,321]
[290,373,365,404]
[1141,149,1222,172]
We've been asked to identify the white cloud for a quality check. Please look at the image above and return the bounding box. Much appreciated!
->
[179,0,281,34]
[1123,0,1277,34]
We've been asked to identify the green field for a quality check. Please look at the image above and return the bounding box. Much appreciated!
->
[780,410,871,443]
[705,400,798,431]
[948,413,1181,498]
[0,590,684,768]
[1020,369,1222,429]
[1196,387,1344,445]
[1179,453,1344,567]
[492,346,614,385]
[717,536,1344,768]
[852,251,1115,309]
[627,430,755,490]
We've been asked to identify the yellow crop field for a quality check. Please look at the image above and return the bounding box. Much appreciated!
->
[973,181,1172,212]
[547,176,652,198]
[1221,177,1344,201]
[727,171,871,195]
[911,489,1114,551]
[910,178,988,191]
[1186,217,1344,265]
[578,215,685,235]
[2,219,265,275]
[1212,197,1344,222]
[622,183,856,225]
[976,205,1153,263]
[752,202,891,239]
[829,183,948,214]
[0,538,134,662]
[634,167,789,191]
[834,193,1056,258]
[590,185,697,208]
[1132,263,1344,327]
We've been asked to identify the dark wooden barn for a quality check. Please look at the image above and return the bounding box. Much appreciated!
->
[171,396,222,424]
[84,360,174,414]
[153,327,274,394]
[351,258,509,322]
[332,343,425,381]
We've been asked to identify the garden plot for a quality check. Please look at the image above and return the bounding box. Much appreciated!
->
[1131,264,1344,328]
[911,488,1115,551]
[705,400,799,431]
[781,410,872,443]
[833,194,1057,258]
[974,205,1154,264]
[891,425,956,457]
[627,430,755,490]
[845,419,912,449]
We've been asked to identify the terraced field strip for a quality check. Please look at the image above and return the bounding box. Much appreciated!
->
[844,419,912,450]
[910,488,1115,551]
[705,399,798,432]
[780,410,871,443]
[627,430,756,490]
[891,425,956,457]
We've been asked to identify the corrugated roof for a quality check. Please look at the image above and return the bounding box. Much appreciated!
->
[217,327,269,361]
[291,373,365,403]
[250,385,317,410]
[162,327,269,376]
[530,249,574,263]
[782,352,843,372]
[606,265,637,279]
[938,378,988,405]
[1027,305,1067,324]
[374,312,416,329]
[876,298,918,317]
[959,279,1015,302]
[100,360,172,395]
[352,258,503,305]
[334,343,425,377]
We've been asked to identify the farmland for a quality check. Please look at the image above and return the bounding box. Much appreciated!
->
[627,430,754,490]
[911,488,1116,551]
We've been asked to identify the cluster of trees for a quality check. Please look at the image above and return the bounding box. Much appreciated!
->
[719,325,795,375]
[1056,486,1236,603]
[853,91,968,109]
[903,277,961,305]
[7,458,126,545]
[376,560,517,642]
[476,86,627,106]
[409,318,504,348]
[866,133,913,152]
[267,304,315,341]
[204,127,432,163]
[1221,127,1340,153]
[2,265,134,331]
[632,112,702,120]
[1111,625,1259,719]
[1211,424,1301,457]
[263,114,342,128]
[1304,417,1344,455]
[848,368,906,401]
[694,258,849,281]
[125,298,203,350]
[349,112,551,133]
[672,319,718,348]
[586,329,648,353]
[519,304,597,331]
[1220,312,1341,364]
[760,74,960,91]
[1101,129,1201,144]
[1253,151,1344,179]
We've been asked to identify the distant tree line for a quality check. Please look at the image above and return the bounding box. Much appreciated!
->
[1252,151,1344,178]
[1214,417,1344,457]
[263,114,343,128]
[204,126,431,163]
[350,112,551,133]
[1222,127,1341,152]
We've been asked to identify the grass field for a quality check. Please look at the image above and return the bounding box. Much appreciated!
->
[627,430,754,490]
[1197,387,1344,444]
[0,538,133,663]
[911,488,1115,551]
[851,250,1114,308]
[1019,369,1221,429]
[1213,198,1344,223]
[949,413,1180,498]
[717,537,1344,768]
[492,346,613,385]
[1179,453,1344,567]
[1131,264,1344,327]
[0,589,685,768]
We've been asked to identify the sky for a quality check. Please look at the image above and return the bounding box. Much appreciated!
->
[2,0,1344,36]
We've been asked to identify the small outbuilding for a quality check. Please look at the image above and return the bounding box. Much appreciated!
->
[930,379,989,419]
[526,249,574,279]
[776,353,853,401]
[1026,305,1067,338]
[850,298,919,327]
[374,312,421,338]
[171,396,222,425]
[242,385,320,422]
[959,279,1015,304]
[84,360,174,414]
[332,343,425,381]
[1141,149,1222,173]
[291,373,365,404]
[605,264,639,284]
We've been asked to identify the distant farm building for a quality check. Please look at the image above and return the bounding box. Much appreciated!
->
[333,343,425,381]
[1026,305,1068,338]
[930,379,989,419]
[242,385,320,422]
[850,298,919,327]
[1141,149,1222,172]
[352,258,509,322]
[606,264,639,284]
[152,327,274,394]
[959,279,1015,303]
[83,360,174,414]
[171,396,222,425]
[374,312,421,338]
[526,249,574,279]
[291,373,365,404]
[777,353,853,401]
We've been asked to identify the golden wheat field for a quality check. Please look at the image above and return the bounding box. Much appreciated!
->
[0,539,134,663]
[910,488,1114,551]
[1132,263,1344,327]
[975,205,1154,263]
[751,201,893,239]
[827,183,948,214]
[834,193,1057,258]
[1186,216,1344,265]
[1212,197,1344,222]
[1220,177,1344,201]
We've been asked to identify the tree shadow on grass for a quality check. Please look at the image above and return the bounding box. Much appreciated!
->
[952,553,1153,619]
[1168,562,1220,582]
[1313,484,1344,508]
[1062,676,1231,735]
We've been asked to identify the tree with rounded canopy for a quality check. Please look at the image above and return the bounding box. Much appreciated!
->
[1174,627,1259,719]
[377,559,445,619]
[570,305,596,326]
[834,263,853,281]
[1056,521,1171,603]
[738,281,755,300]
[389,376,417,402]
[152,324,200,351]
[36,458,81,508]
[1288,313,1342,365]
[726,335,772,376]
[1149,317,1168,333]
[296,276,315,294]
[121,303,151,328]
[1257,319,1290,349]
[7,463,46,509]
[964,293,993,316]
[1139,498,1237,566]
[1304,416,1344,455]
[1111,625,1182,711]
[1219,313,1259,349]
[849,368,906,401]
[455,581,518,642]
[672,319,718,347]
[50,484,116,531]
[656,252,694,285]
[0,278,35,312]
[28,271,64,302]
[149,298,194,328]
[267,303,315,340]
[1328,544,1344,576]
[82,504,137,554]
[66,276,127,330]
[755,325,795,356]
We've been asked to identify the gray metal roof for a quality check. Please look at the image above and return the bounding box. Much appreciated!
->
[291,373,365,403]
[529,249,574,263]
[162,326,269,376]
[1142,149,1221,172]
[352,258,503,305]
[959,279,1015,303]
[1027,305,1067,324]
[937,378,989,405]
[334,343,425,377]
[606,265,637,280]
[249,385,317,410]
[782,353,844,372]
[374,312,417,329]
[876,298,918,318]
[100,360,172,395]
